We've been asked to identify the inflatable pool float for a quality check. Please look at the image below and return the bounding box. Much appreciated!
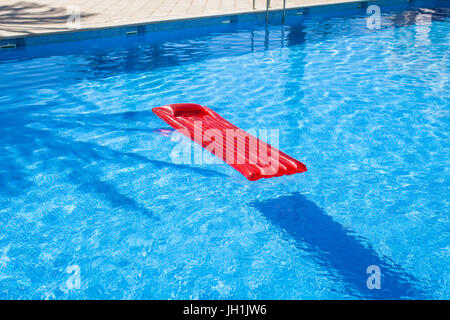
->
[152,103,307,181]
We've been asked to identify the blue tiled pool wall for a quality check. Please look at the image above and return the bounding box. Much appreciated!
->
[0,0,448,53]
[0,0,448,76]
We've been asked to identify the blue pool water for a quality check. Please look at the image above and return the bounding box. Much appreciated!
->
[0,2,449,299]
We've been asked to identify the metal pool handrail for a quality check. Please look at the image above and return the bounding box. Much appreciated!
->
[253,0,287,24]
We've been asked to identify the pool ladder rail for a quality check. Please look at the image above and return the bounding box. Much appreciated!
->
[253,0,287,24]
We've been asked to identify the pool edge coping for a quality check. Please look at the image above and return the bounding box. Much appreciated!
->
[0,0,371,42]
[1,0,447,47]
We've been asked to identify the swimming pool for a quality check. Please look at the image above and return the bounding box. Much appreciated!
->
[0,0,449,299]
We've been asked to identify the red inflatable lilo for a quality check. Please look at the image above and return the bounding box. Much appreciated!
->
[152,103,307,181]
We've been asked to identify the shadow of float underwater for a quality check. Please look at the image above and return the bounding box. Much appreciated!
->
[253,193,424,299]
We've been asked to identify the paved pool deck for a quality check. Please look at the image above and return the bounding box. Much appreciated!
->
[0,0,366,39]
